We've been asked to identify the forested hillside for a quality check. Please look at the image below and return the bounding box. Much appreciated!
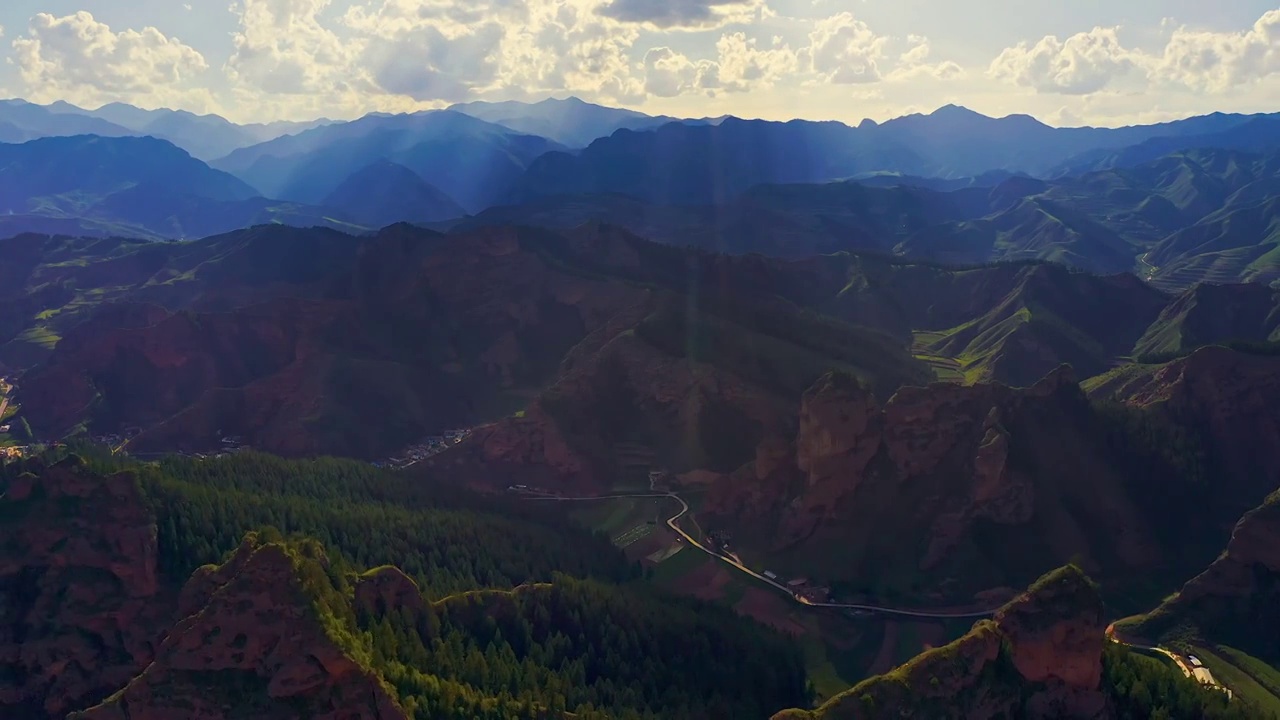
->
[0,450,810,719]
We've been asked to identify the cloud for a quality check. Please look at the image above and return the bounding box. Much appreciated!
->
[227,0,357,96]
[11,11,212,109]
[641,32,795,97]
[596,0,767,30]
[890,35,964,81]
[987,27,1138,94]
[800,12,887,84]
[713,33,797,91]
[642,46,715,97]
[1155,9,1280,91]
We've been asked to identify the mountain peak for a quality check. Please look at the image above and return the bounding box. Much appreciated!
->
[930,103,986,119]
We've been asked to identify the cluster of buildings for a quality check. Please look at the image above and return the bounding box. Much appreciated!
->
[375,429,471,468]
[505,484,563,497]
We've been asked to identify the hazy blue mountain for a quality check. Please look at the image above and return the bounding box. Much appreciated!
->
[509,105,1280,207]
[871,104,1273,178]
[0,134,258,206]
[448,96,689,147]
[1052,115,1280,176]
[509,117,932,205]
[214,110,565,212]
[321,159,467,227]
[48,101,335,160]
[0,135,355,240]
[0,99,135,141]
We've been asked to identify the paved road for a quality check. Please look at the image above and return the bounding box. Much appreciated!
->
[1106,626,1232,699]
[535,490,1238,700]
[525,490,999,620]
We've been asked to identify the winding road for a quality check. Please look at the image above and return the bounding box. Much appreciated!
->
[530,489,1240,701]
[1106,626,1232,698]
[525,490,999,620]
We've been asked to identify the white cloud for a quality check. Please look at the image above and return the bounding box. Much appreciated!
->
[11,11,212,109]
[986,9,1280,100]
[713,32,797,91]
[642,46,714,97]
[987,27,1139,95]
[1155,9,1280,91]
[227,0,357,97]
[640,32,795,98]
[800,12,887,84]
[890,35,964,81]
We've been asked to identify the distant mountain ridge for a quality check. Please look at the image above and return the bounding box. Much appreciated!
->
[0,134,355,241]
[506,103,1280,207]
[471,146,1280,289]
[321,159,466,226]
[212,110,565,212]
[447,96,700,147]
[3,98,333,160]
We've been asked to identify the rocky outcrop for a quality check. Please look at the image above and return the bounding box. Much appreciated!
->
[1114,489,1280,660]
[355,566,426,618]
[706,366,1163,601]
[996,567,1109,717]
[1089,346,1280,507]
[0,455,168,718]
[74,536,408,720]
[775,566,1110,720]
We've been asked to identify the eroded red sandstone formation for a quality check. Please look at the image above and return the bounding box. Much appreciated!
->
[75,537,408,720]
[707,366,1148,574]
[0,456,167,718]
[774,566,1110,720]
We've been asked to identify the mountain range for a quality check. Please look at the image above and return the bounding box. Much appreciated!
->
[2,98,1279,291]
[4,93,1280,719]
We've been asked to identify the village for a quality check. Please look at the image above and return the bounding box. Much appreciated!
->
[704,529,834,605]
[373,428,472,468]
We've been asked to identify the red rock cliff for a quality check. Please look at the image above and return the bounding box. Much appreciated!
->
[0,455,167,718]
[74,536,408,720]
[774,565,1110,720]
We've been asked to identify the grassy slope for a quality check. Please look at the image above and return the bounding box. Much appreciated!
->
[1193,646,1280,716]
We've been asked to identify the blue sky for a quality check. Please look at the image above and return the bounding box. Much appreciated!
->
[2,1,1279,125]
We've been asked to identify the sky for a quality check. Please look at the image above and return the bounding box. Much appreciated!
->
[2,1,1280,127]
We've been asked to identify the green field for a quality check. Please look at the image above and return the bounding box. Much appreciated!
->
[650,545,710,585]
[569,496,669,540]
[800,620,886,701]
[1193,646,1280,716]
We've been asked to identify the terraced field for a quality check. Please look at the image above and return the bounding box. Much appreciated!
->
[910,331,965,383]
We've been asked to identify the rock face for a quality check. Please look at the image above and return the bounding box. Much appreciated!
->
[0,455,168,719]
[74,536,408,720]
[1089,346,1280,508]
[706,367,1161,599]
[429,297,865,492]
[1116,489,1280,661]
[996,568,1109,718]
[775,566,1110,720]
[354,566,426,618]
